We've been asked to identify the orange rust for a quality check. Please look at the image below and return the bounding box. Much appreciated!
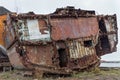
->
[3,6,118,75]
[0,15,6,46]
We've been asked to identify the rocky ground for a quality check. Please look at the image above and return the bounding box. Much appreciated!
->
[0,68,120,80]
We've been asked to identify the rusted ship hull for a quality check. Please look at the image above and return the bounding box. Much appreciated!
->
[7,42,100,74]
[3,6,118,75]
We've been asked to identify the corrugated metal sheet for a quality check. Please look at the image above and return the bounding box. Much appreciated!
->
[67,38,96,59]
[51,17,99,41]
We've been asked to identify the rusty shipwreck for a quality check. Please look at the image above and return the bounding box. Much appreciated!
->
[3,6,118,75]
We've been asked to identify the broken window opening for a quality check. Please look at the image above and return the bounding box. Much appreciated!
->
[84,40,92,47]
[99,19,107,33]
[58,48,68,67]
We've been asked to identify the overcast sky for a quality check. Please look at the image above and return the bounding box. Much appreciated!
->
[0,0,120,61]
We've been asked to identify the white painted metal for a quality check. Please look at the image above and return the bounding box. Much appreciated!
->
[18,20,51,41]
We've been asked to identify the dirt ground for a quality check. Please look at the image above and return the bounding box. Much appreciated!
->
[0,68,120,80]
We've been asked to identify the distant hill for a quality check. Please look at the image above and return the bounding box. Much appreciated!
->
[0,6,11,15]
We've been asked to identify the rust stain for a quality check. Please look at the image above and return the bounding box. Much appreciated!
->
[0,15,7,46]
[96,15,118,56]
[25,44,54,66]
[51,17,99,41]
[2,6,118,76]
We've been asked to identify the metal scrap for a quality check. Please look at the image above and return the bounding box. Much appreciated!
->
[3,6,118,76]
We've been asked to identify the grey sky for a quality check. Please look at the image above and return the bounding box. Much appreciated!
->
[0,0,120,61]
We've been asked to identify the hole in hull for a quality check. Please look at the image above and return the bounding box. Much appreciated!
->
[58,49,68,67]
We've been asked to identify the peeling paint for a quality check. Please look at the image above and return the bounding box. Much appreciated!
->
[3,6,118,75]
